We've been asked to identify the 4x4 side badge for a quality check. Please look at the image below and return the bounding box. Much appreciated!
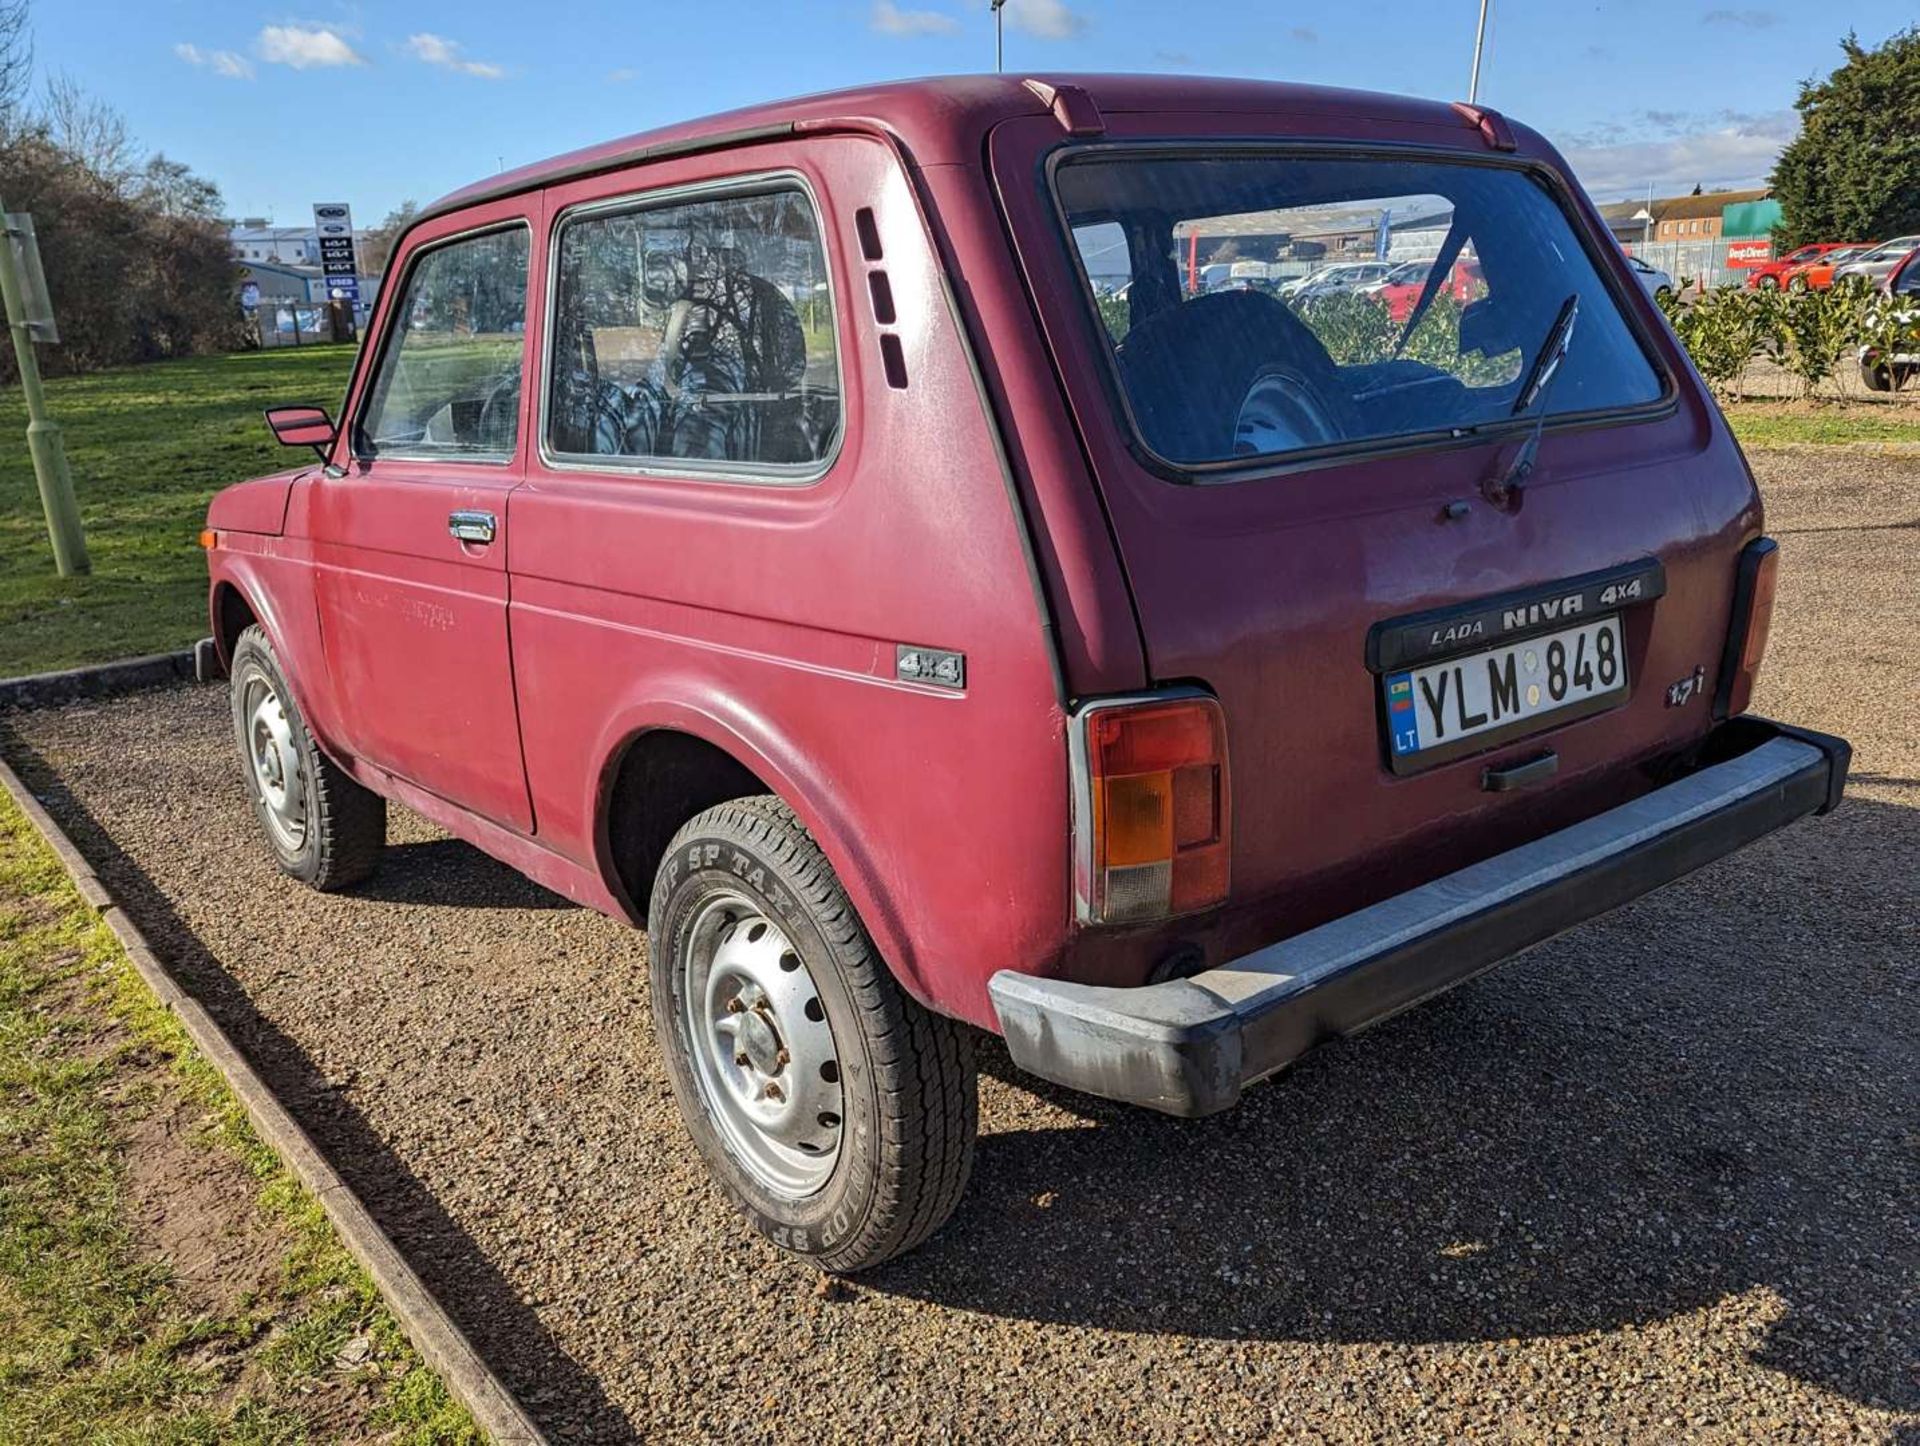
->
[897,645,965,690]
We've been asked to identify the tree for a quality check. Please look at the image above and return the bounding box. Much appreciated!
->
[1,83,244,378]
[39,70,133,188]
[0,0,27,135]
[357,199,419,278]
[1771,27,1920,250]
[136,153,221,219]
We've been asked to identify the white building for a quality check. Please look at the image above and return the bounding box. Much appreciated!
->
[229,220,321,266]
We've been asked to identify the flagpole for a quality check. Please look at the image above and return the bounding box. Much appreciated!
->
[1468,0,1491,103]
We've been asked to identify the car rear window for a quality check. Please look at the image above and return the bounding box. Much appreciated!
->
[1053,150,1666,470]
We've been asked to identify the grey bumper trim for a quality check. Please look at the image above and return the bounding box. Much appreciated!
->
[990,721,1848,1117]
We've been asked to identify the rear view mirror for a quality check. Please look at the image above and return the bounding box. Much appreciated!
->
[264,404,337,462]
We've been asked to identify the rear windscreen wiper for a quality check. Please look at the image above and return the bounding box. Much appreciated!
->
[1483,291,1578,506]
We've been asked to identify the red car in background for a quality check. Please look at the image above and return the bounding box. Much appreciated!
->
[1368,256,1486,321]
[1781,245,1872,290]
[1744,243,1856,290]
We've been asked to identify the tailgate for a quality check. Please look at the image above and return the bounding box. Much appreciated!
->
[988,109,1763,931]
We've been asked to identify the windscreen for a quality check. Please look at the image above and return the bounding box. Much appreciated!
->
[1055,151,1665,468]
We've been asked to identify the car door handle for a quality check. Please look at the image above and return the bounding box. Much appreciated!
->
[448,509,496,545]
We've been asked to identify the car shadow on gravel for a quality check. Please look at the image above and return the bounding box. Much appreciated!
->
[356,838,576,911]
[876,800,1918,1416]
[0,735,638,1441]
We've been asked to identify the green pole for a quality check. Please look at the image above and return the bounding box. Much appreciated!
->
[0,196,88,576]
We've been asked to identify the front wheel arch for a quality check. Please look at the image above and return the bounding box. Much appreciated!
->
[210,580,259,668]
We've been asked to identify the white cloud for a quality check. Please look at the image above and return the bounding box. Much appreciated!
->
[174,42,254,79]
[872,2,960,36]
[404,32,507,80]
[607,67,639,83]
[1561,111,1798,200]
[1702,8,1780,29]
[256,25,363,69]
[1004,0,1087,40]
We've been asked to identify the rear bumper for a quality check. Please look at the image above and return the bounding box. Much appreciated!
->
[988,717,1850,1117]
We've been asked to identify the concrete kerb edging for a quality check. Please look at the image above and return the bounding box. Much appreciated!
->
[0,748,548,1446]
[0,649,198,711]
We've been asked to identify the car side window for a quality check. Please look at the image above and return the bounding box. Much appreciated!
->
[357,226,530,462]
[547,183,841,474]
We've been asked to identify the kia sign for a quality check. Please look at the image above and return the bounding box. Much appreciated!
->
[313,202,360,289]
[1726,240,1772,269]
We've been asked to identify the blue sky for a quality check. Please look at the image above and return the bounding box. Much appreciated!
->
[27,0,1919,225]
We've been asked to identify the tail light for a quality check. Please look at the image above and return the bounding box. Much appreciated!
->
[1714,537,1779,718]
[1073,694,1230,924]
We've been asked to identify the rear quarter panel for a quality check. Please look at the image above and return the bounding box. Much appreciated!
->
[507,133,1068,1026]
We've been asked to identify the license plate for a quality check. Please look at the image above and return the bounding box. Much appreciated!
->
[1383,615,1628,772]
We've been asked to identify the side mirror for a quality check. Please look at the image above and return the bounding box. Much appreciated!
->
[264,404,337,462]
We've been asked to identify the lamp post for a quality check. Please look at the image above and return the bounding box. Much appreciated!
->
[1468,0,1491,103]
[992,0,1006,72]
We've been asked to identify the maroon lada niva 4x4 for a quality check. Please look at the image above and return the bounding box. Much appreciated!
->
[201,76,1850,1271]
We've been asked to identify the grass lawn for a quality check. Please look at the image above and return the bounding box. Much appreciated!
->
[2,345,1917,679]
[0,347,357,677]
[1724,399,1920,447]
[0,791,476,1443]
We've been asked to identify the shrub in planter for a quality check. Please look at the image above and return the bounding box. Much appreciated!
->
[1764,280,1861,398]
[1663,285,1766,400]
[1292,290,1395,365]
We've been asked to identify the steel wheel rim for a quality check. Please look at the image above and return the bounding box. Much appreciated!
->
[243,675,306,852]
[1235,371,1337,455]
[681,890,844,1198]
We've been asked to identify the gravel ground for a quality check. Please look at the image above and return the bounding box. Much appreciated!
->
[4,448,1915,1443]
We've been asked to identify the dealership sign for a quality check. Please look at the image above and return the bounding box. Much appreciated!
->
[313,202,360,292]
[1726,239,1773,268]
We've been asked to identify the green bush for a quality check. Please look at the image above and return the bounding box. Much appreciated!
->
[1653,277,1909,399]
[1660,284,1768,399]
[1293,291,1396,365]
[1763,280,1864,397]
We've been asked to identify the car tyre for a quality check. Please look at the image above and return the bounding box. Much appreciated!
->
[229,624,385,890]
[648,795,977,1273]
[1861,357,1892,392]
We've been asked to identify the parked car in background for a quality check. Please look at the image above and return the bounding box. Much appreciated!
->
[1282,260,1395,301]
[1366,256,1486,322]
[1624,253,1672,300]
[1860,247,1920,391]
[200,74,1850,1273]
[1784,245,1872,290]
[1832,235,1920,289]
[1744,242,1856,290]
[1359,258,1432,320]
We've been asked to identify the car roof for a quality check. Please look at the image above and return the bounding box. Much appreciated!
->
[420,73,1500,222]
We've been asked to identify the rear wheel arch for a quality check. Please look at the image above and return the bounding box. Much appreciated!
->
[600,728,768,922]
[591,714,933,1009]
